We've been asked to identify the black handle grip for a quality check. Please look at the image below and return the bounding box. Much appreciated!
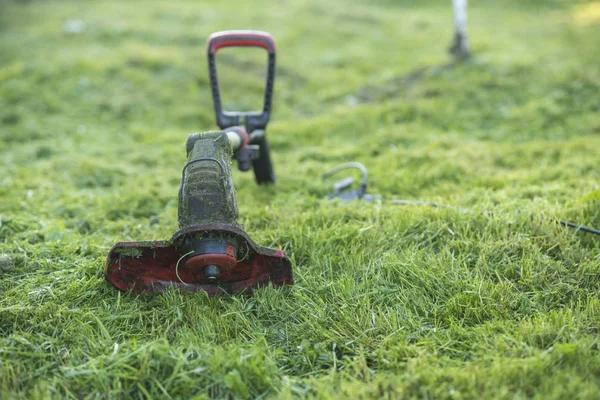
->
[207,30,276,132]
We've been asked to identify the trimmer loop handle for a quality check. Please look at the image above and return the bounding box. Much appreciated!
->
[207,30,276,133]
[206,30,277,184]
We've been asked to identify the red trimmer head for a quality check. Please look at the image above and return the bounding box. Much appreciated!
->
[105,223,292,296]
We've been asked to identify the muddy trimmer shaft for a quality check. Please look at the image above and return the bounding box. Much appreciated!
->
[105,128,293,295]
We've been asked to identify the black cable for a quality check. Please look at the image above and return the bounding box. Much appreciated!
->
[556,220,600,236]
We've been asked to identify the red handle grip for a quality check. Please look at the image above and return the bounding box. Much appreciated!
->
[207,30,276,54]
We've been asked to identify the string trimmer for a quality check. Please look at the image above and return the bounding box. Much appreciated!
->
[105,31,293,295]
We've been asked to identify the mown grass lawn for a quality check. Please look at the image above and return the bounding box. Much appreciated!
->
[1,0,600,398]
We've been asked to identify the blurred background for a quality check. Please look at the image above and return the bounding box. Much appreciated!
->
[1,0,599,254]
[1,0,600,398]
[2,0,599,222]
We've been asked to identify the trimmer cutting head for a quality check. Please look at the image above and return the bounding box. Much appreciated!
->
[105,223,292,296]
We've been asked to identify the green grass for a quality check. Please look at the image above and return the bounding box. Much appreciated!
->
[1,0,600,398]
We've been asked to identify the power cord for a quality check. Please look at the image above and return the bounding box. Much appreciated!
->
[391,199,600,236]
[323,162,600,237]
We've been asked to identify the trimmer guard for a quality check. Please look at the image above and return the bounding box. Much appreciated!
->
[105,223,293,295]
